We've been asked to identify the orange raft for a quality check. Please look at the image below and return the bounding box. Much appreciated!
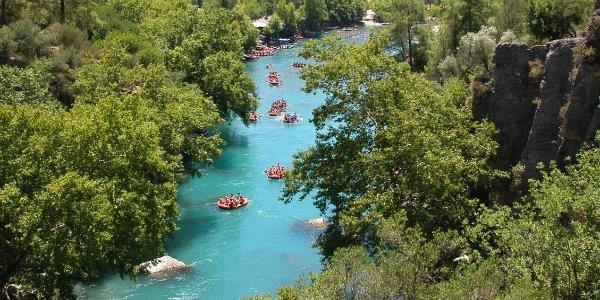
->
[268,99,287,116]
[248,112,260,122]
[267,71,281,86]
[266,165,285,179]
[217,195,249,210]
[282,113,299,124]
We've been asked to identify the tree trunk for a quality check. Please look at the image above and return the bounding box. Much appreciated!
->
[60,0,65,23]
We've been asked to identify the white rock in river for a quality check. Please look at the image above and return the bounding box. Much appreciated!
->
[307,217,326,229]
[139,255,186,275]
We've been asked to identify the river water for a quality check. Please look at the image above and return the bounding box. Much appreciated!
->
[78,29,368,300]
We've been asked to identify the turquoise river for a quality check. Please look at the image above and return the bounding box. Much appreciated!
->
[77,29,368,299]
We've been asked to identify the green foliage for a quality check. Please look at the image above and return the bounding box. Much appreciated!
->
[284,36,500,257]
[375,0,426,70]
[0,44,224,297]
[527,0,592,41]
[424,258,551,299]
[265,14,284,38]
[200,52,258,123]
[303,0,328,31]
[438,26,501,80]
[243,293,273,300]
[0,20,88,105]
[435,0,491,50]
[267,213,471,299]
[0,19,50,64]
[277,285,300,299]
[495,149,600,298]
[0,62,54,105]
[491,0,527,36]
[160,6,259,121]
[0,101,182,297]
[234,0,272,20]
[325,0,366,26]
[0,0,263,297]
[73,44,224,163]
[274,0,300,37]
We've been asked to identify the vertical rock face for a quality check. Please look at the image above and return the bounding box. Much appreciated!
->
[520,38,581,179]
[488,43,538,170]
[557,11,600,164]
[479,9,600,187]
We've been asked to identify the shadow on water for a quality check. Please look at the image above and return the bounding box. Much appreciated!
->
[218,124,250,148]
[167,201,219,250]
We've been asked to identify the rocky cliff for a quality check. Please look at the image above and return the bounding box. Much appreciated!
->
[472,10,600,186]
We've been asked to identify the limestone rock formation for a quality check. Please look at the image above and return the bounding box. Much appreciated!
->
[487,43,538,170]
[557,10,600,164]
[521,38,582,179]
[139,255,187,275]
[474,9,600,188]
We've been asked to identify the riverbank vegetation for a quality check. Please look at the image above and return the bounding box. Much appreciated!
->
[272,0,600,299]
[2,0,599,298]
[0,0,258,298]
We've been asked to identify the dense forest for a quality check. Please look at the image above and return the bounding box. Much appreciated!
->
[1,0,599,299]
[270,0,600,299]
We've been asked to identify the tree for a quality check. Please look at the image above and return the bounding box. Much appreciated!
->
[0,42,225,298]
[303,0,328,31]
[435,0,490,51]
[274,0,299,37]
[325,0,366,26]
[0,102,181,298]
[60,0,65,23]
[234,0,271,20]
[527,0,591,41]
[275,213,470,299]
[492,144,600,298]
[265,13,284,38]
[161,6,259,121]
[375,0,425,70]
[0,62,54,105]
[1,0,5,26]
[492,0,527,36]
[438,26,501,80]
[73,43,224,162]
[283,36,499,257]
[199,52,259,124]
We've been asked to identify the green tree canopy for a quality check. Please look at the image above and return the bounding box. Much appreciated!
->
[375,0,426,70]
[303,0,328,31]
[0,101,181,298]
[162,6,259,121]
[325,0,366,26]
[492,145,600,298]
[284,36,500,257]
[527,0,592,41]
[0,62,54,105]
[0,41,225,298]
[435,0,491,51]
